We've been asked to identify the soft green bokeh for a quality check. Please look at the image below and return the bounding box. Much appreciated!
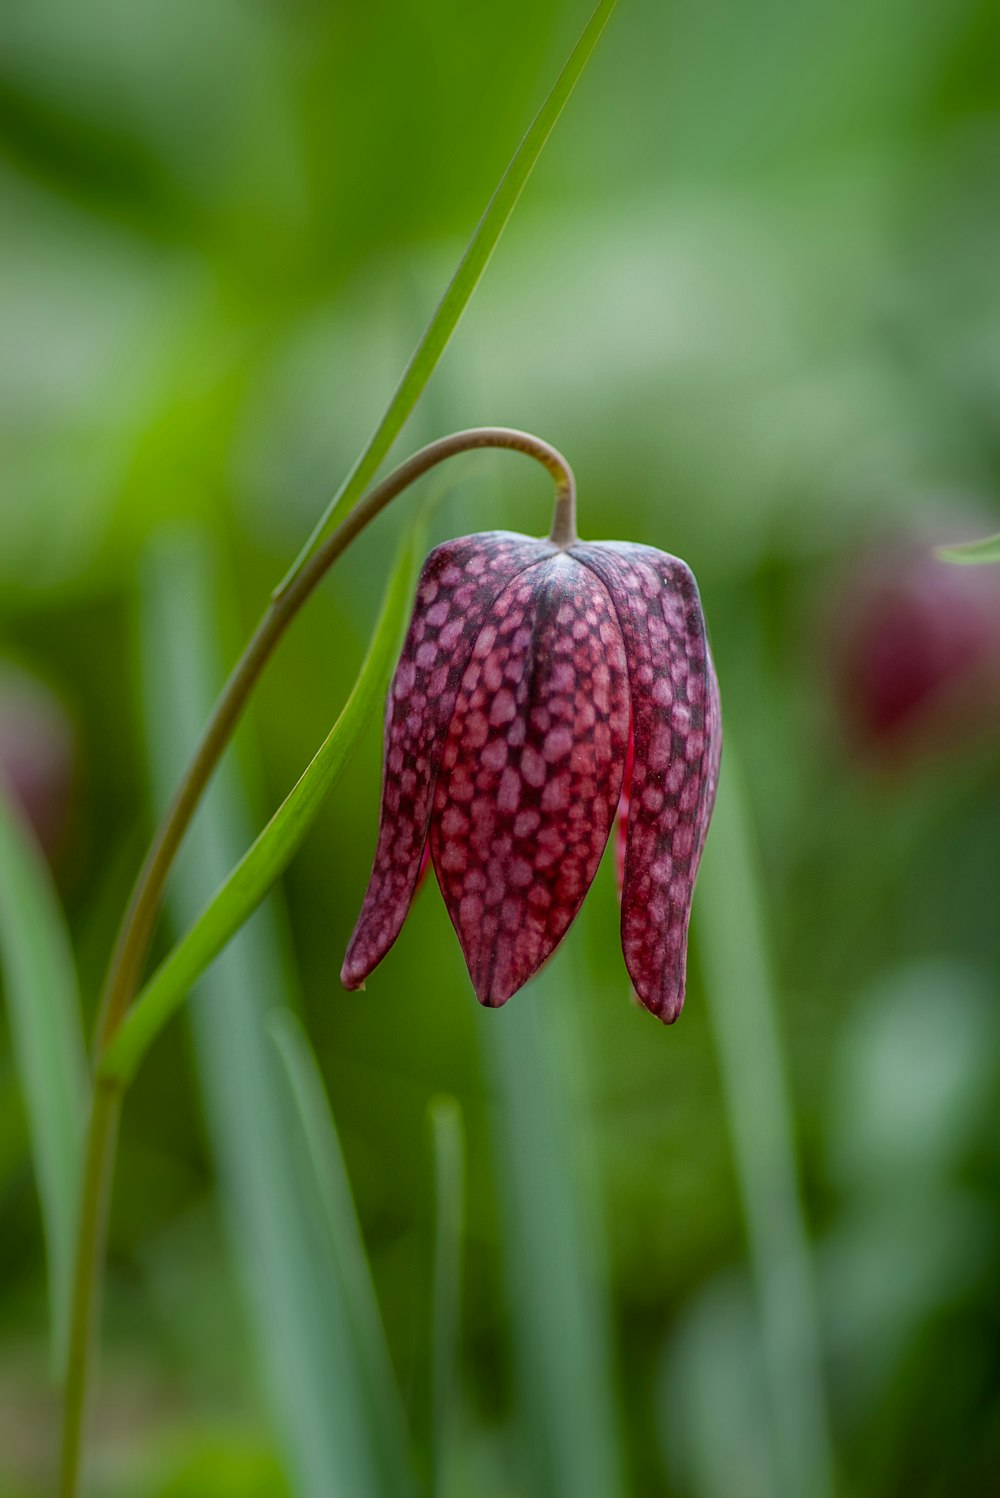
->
[3,1,1000,1493]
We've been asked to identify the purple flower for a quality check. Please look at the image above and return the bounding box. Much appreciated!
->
[342,530,721,1022]
[0,664,76,859]
[833,526,1000,765]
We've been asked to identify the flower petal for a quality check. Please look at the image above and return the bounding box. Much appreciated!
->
[613,721,634,899]
[341,533,554,989]
[571,543,721,1022]
[430,553,630,1006]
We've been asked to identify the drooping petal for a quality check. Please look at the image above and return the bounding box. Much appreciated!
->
[571,542,721,1022]
[341,533,554,988]
[613,721,634,899]
[699,649,722,861]
[430,553,630,1006]
[415,840,431,889]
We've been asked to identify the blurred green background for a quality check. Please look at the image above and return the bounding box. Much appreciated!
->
[3,0,1000,1494]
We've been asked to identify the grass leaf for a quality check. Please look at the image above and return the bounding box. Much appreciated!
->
[269,1008,412,1490]
[0,785,88,1373]
[278,0,618,593]
[484,958,625,1498]
[102,523,423,1087]
[428,1096,465,1498]
[695,746,835,1498]
[936,532,1000,564]
[137,531,413,1498]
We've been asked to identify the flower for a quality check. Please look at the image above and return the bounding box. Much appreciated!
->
[341,530,721,1022]
[0,662,76,859]
[832,524,1000,765]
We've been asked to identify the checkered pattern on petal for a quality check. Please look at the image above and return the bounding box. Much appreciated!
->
[570,542,721,1022]
[430,553,630,1005]
[341,532,554,989]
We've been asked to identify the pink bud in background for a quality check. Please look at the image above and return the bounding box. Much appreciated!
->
[0,664,76,858]
[832,526,1000,765]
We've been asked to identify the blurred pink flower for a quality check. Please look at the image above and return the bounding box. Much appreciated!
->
[342,531,720,1022]
[0,664,76,857]
[833,528,1000,763]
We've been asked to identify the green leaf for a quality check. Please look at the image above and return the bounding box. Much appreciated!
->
[0,784,89,1373]
[277,0,618,594]
[101,522,423,1087]
[137,531,412,1498]
[428,1096,465,1498]
[484,957,625,1498]
[269,1008,411,1486]
[694,747,835,1498]
[936,532,1000,564]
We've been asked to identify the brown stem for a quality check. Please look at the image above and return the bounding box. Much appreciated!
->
[94,427,574,1053]
[58,1084,120,1498]
[61,424,575,1495]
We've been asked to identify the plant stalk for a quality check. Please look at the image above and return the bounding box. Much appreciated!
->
[697,750,835,1498]
[58,1083,120,1498]
[60,426,575,1495]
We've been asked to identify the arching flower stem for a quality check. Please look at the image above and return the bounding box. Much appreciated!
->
[61,426,575,1497]
[94,429,575,1057]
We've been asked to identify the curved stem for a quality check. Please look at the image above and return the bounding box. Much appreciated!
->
[548,479,577,548]
[94,427,573,1054]
[61,425,575,1495]
[58,1084,120,1498]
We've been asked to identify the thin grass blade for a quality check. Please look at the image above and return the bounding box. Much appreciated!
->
[0,784,88,1372]
[102,524,423,1087]
[278,0,618,592]
[937,532,1000,564]
[428,1095,464,1498]
[484,957,625,1498]
[695,746,835,1498]
[269,1008,411,1482]
[138,531,412,1498]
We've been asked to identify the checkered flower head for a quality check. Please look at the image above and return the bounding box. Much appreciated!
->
[341,530,721,1022]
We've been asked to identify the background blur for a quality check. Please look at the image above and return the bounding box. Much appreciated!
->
[3,1,1000,1494]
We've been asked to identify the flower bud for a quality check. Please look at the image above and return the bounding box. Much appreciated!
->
[832,527,1000,764]
[0,664,76,857]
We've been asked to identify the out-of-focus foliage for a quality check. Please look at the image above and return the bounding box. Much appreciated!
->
[100,522,425,1089]
[941,532,1000,565]
[3,0,1000,1493]
[0,785,87,1373]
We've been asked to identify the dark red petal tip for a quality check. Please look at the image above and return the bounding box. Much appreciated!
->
[571,543,721,1023]
[342,532,553,989]
[430,552,630,1006]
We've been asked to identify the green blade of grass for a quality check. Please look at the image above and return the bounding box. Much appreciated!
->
[101,522,423,1088]
[695,746,835,1498]
[278,0,618,594]
[937,532,1000,564]
[0,783,88,1373]
[484,957,625,1498]
[428,1096,465,1498]
[138,532,412,1498]
[269,1008,412,1490]
[0,1065,30,1198]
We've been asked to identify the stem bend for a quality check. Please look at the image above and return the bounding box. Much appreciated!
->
[62,424,575,1496]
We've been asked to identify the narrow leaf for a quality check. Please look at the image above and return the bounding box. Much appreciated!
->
[0,784,88,1372]
[277,0,618,593]
[102,524,423,1086]
[695,746,835,1498]
[484,957,625,1498]
[937,532,1000,565]
[269,1009,411,1480]
[429,1095,465,1498]
[138,533,412,1498]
